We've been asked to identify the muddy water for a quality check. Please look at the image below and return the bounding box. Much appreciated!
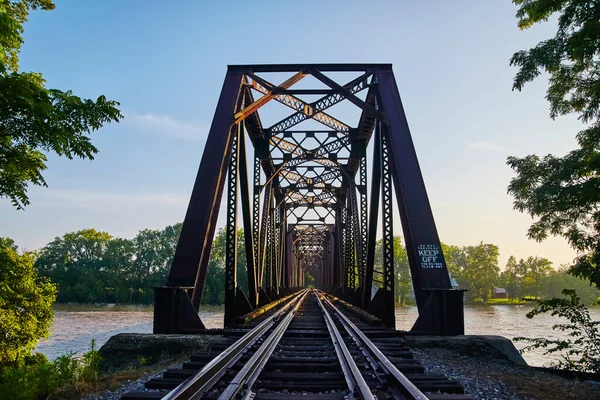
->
[35,303,600,367]
[35,304,223,360]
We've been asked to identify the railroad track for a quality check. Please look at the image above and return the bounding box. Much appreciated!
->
[122,290,473,399]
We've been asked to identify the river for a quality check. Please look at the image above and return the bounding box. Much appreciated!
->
[35,303,600,367]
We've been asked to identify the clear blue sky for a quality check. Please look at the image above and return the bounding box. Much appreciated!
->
[1,0,581,268]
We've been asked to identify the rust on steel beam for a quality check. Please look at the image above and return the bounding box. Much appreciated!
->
[249,79,350,133]
[269,75,370,133]
[235,71,306,123]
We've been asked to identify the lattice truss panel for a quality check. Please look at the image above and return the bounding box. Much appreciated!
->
[238,67,377,284]
[160,64,457,333]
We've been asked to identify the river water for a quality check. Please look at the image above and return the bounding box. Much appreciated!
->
[35,303,600,367]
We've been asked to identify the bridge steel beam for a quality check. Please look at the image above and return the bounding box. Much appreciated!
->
[155,64,463,335]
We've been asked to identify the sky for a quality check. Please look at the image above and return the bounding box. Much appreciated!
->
[0,0,582,268]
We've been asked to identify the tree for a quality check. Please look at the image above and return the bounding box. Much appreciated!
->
[441,243,468,286]
[501,256,521,299]
[520,256,554,297]
[543,269,600,303]
[35,229,112,302]
[507,0,600,286]
[464,242,500,301]
[0,237,56,364]
[1,0,123,209]
[34,224,185,304]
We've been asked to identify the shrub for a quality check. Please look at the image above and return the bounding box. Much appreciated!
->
[0,341,103,399]
[515,289,600,373]
[0,238,57,364]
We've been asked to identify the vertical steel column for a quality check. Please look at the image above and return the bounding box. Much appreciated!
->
[381,127,396,328]
[376,69,452,311]
[166,72,242,311]
[345,198,356,290]
[258,182,272,288]
[359,157,368,289]
[252,157,261,284]
[363,123,382,308]
[328,228,335,290]
[265,203,273,292]
[279,207,287,292]
[223,124,240,327]
[349,182,362,290]
[341,202,349,292]
[333,207,342,289]
[238,125,257,308]
[273,204,281,296]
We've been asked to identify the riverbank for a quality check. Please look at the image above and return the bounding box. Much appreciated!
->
[36,303,600,368]
[415,346,600,399]
[82,333,600,400]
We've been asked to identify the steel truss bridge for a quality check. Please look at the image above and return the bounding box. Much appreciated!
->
[154,64,464,335]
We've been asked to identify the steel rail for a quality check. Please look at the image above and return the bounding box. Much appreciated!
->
[218,290,310,399]
[162,289,308,400]
[315,292,375,400]
[319,292,429,400]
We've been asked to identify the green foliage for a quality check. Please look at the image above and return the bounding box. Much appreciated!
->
[0,237,56,364]
[35,224,183,304]
[507,0,600,286]
[0,342,102,400]
[515,289,600,372]
[0,1,55,73]
[31,224,250,306]
[500,255,554,299]
[442,242,500,301]
[80,340,101,382]
[0,0,123,209]
[543,267,600,304]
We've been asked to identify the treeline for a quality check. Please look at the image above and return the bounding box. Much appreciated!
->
[381,241,599,305]
[32,225,248,305]
[29,224,599,305]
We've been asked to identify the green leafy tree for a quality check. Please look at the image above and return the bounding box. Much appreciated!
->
[442,242,500,301]
[501,255,523,299]
[103,237,136,303]
[507,0,600,286]
[501,256,554,299]
[464,242,500,301]
[543,269,600,304]
[35,229,112,302]
[521,256,554,297]
[0,237,57,364]
[1,0,123,209]
[441,243,468,287]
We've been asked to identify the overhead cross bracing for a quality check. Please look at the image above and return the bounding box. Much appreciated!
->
[153,64,465,335]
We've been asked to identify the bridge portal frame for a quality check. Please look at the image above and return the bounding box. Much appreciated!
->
[153,64,464,335]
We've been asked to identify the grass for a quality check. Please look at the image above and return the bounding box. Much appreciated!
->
[53,353,190,399]
[484,298,528,305]
[0,340,193,400]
